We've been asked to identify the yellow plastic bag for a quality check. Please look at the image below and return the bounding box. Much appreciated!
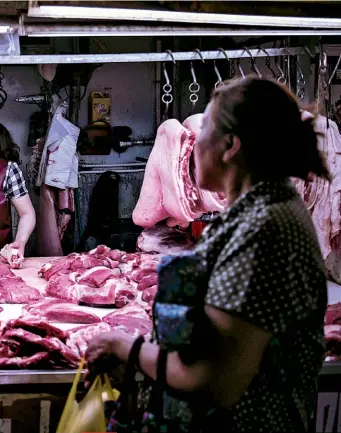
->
[57,359,120,433]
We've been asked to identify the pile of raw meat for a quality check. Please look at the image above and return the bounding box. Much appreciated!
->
[133,114,226,229]
[0,302,153,369]
[0,245,159,369]
[292,113,341,283]
[66,304,152,358]
[39,245,159,309]
[0,319,80,368]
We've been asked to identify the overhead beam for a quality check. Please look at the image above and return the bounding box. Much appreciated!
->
[21,23,341,38]
[0,46,315,65]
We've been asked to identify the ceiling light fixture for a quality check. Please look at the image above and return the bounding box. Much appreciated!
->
[27,5,341,29]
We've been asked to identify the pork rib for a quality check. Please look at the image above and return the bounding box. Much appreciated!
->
[22,299,101,324]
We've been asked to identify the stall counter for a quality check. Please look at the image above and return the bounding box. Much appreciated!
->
[0,258,339,432]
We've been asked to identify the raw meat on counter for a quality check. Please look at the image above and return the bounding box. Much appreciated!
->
[66,304,153,358]
[0,304,154,368]
[325,302,341,326]
[133,115,226,229]
[0,318,80,368]
[77,266,121,286]
[0,270,42,304]
[38,244,119,281]
[0,243,24,269]
[103,315,152,339]
[102,302,153,336]
[103,302,150,321]
[45,271,137,307]
[137,225,195,254]
[40,245,159,309]
[21,299,101,324]
[66,322,111,358]
[78,277,137,308]
[142,285,157,306]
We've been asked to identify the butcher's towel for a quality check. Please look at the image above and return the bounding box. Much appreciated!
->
[37,101,80,189]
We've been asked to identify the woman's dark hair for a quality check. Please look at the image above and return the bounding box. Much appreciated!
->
[210,76,330,181]
[0,123,20,164]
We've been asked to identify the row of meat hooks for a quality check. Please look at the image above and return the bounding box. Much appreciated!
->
[161,46,310,119]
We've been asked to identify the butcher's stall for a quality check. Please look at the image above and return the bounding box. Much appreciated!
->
[1,1,341,431]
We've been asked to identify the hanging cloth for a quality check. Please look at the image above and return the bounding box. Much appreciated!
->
[36,101,80,257]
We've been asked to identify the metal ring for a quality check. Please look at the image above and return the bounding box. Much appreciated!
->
[215,81,224,89]
[163,83,172,93]
[189,82,200,93]
[278,76,287,84]
[297,77,306,86]
[190,93,198,104]
[162,93,173,104]
[297,89,305,101]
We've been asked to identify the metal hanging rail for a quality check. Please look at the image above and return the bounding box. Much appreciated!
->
[0,46,313,65]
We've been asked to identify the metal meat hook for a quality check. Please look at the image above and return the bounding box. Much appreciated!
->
[165,49,176,64]
[285,47,306,99]
[218,47,230,79]
[162,62,173,119]
[285,48,305,85]
[162,62,171,92]
[189,61,200,108]
[194,48,205,64]
[244,47,261,78]
[319,52,328,76]
[236,59,246,79]
[329,53,341,86]
[258,47,276,78]
[214,61,223,88]
[275,58,286,84]
[304,46,315,59]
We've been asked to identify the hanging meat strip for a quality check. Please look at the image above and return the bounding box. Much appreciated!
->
[293,113,341,282]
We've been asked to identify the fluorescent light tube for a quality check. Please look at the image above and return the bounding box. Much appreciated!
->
[0,25,12,34]
[28,5,341,29]
[25,28,341,37]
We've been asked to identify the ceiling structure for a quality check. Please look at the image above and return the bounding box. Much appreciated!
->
[0,1,339,55]
[2,1,341,20]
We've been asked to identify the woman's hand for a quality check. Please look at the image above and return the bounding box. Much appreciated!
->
[9,241,24,256]
[84,331,128,388]
[0,242,24,268]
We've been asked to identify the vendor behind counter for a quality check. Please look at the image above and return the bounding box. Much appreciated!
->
[0,124,35,261]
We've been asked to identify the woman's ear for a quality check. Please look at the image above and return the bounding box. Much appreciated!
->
[222,135,241,164]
